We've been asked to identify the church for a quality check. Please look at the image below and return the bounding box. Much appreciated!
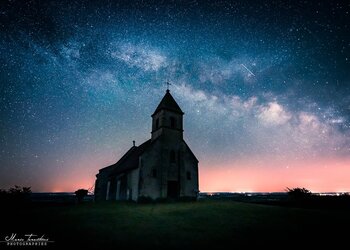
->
[94,89,199,201]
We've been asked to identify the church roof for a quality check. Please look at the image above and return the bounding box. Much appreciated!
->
[152,90,184,116]
[109,139,152,177]
[183,140,199,163]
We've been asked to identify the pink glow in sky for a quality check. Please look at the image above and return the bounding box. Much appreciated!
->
[200,157,350,193]
[28,154,349,193]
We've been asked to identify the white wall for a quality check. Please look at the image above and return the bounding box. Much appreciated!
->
[128,168,140,201]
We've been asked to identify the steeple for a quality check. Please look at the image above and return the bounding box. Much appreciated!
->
[151,90,184,141]
[152,90,184,117]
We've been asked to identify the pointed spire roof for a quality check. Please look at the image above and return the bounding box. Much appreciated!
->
[152,90,184,116]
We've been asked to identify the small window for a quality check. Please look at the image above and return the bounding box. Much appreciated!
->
[152,169,157,178]
[170,150,176,163]
[156,118,159,129]
[170,117,176,128]
[186,171,191,180]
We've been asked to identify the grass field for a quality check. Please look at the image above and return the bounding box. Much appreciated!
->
[2,200,349,249]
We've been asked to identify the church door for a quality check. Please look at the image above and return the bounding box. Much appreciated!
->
[167,181,179,198]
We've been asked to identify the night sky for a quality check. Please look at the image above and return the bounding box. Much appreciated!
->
[1,0,349,192]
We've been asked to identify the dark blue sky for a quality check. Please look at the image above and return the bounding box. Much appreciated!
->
[0,0,349,192]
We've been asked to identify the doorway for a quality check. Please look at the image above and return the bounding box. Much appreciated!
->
[167,181,179,198]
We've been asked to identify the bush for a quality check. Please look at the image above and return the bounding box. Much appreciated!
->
[286,187,312,200]
[75,189,88,203]
[0,185,32,205]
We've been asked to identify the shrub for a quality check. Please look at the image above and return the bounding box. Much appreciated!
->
[286,187,312,200]
[0,185,32,205]
[75,189,88,203]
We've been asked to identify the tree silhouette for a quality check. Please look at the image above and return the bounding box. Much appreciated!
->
[0,185,31,204]
[9,185,31,195]
[286,187,312,200]
[75,189,88,203]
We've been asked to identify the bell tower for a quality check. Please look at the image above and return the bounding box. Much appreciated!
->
[151,89,184,141]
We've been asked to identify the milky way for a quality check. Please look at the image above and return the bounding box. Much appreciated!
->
[0,0,349,192]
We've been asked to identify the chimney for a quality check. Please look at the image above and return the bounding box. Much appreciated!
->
[133,140,135,147]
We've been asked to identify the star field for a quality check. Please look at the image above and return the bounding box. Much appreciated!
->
[0,0,349,192]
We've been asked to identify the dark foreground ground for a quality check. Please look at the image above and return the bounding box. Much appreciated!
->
[1,200,349,249]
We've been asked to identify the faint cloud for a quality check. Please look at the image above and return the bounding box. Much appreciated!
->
[298,112,321,132]
[60,42,81,60]
[199,61,234,84]
[110,44,167,72]
[258,102,292,125]
[243,96,258,110]
[329,118,344,124]
[82,70,119,92]
[198,58,257,85]
[174,83,229,115]
[171,83,349,158]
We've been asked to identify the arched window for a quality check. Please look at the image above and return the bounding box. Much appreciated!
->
[170,117,176,128]
[170,150,176,163]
